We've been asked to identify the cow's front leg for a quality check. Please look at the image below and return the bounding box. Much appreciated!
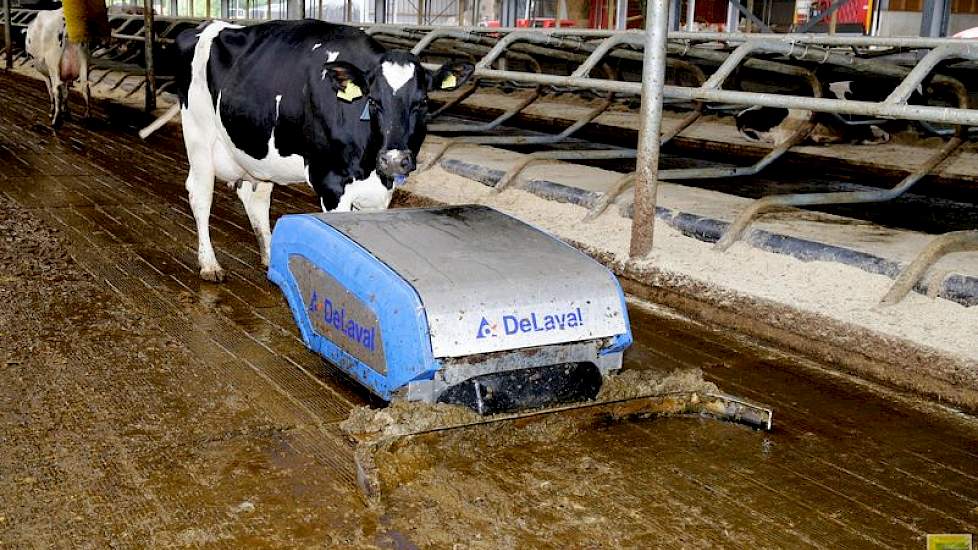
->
[185,165,224,282]
[235,180,274,267]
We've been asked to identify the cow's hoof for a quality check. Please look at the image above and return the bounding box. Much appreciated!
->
[199,267,226,282]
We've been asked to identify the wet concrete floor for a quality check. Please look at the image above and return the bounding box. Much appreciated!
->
[2,71,978,547]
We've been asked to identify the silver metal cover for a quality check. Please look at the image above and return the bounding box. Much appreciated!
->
[315,205,627,359]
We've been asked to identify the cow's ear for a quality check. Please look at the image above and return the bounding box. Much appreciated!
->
[322,61,368,103]
[428,62,475,92]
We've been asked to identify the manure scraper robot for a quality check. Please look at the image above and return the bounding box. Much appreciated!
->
[269,204,633,414]
[268,204,772,480]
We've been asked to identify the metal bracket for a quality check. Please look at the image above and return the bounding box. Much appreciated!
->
[881,230,978,306]
[714,131,966,252]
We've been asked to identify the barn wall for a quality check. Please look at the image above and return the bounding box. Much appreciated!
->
[877,9,978,34]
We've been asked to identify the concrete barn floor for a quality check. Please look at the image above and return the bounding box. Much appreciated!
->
[2,71,978,547]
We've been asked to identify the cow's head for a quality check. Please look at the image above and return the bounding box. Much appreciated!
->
[322,53,474,183]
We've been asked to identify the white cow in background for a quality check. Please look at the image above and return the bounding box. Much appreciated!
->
[953,27,978,38]
[25,9,91,128]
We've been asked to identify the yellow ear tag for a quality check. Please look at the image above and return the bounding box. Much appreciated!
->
[440,73,458,90]
[337,81,363,102]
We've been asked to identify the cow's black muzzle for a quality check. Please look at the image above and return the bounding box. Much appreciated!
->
[377,149,416,178]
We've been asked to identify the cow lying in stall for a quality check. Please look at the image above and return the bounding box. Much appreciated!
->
[25,8,91,128]
[140,20,473,282]
[734,79,922,146]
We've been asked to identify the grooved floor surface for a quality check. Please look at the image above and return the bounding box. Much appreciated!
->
[2,71,978,548]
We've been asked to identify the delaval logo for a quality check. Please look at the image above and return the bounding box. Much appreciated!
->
[476,317,499,339]
[308,290,376,351]
[476,307,584,339]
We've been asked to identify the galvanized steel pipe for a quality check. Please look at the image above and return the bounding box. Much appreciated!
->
[629,0,670,258]
[715,134,966,252]
[881,230,978,306]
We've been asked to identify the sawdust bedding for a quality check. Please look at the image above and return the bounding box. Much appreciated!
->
[406,152,978,365]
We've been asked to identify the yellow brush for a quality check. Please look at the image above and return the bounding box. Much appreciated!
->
[62,0,110,44]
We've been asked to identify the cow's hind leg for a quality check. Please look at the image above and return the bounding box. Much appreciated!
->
[51,80,67,128]
[61,84,70,121]
[235,181,274,268]
[186,164,225,282]
[80,49,91,119]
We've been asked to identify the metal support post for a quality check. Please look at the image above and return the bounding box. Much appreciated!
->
[616,0,628,29]
[726,0,739,32]
[288,0,305,19]
[375,0,386,22]
[920,0,950,37]
[725,0,772,33]
[169,0,178,16]
[500,0,517,27]
[143,0,157,112]
[221,0,230,18]
[685,0,696,31]
[669,0,681,30]
[630,0,670,258]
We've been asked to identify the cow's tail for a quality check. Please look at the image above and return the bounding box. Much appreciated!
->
[138,103,180,139]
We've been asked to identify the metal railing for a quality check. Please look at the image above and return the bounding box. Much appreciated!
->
[4,11,976,304]
[363,24,977,304]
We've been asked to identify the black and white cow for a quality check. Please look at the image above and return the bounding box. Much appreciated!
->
[143,20,472,282]
[733,80,912,146]
[25,8,91,128]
